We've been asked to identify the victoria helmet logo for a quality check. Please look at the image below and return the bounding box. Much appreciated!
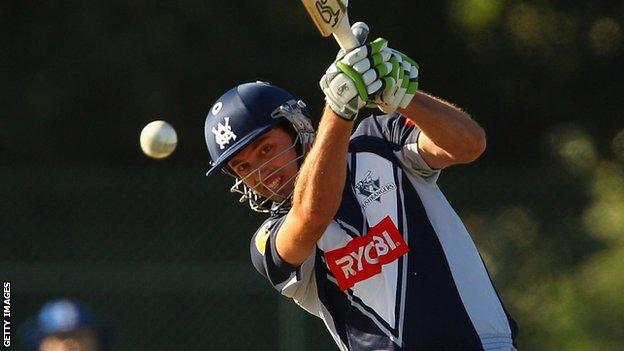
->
[212,117,237,150]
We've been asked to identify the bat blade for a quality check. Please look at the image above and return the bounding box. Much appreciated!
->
[300,0,359,50]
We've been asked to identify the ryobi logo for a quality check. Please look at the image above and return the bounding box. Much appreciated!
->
[325,216,408,291]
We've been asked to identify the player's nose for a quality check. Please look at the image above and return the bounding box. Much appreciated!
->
[259,167,277,182]
[247,164,270,186]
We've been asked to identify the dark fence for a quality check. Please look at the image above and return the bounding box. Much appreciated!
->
[5,160,621,350]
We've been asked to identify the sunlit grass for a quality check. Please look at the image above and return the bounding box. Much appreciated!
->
[612,128,624,161]
[505,2,578,62]
[589,17,623,56]
[506,3,545,47]
[583,162,624,241]
[549,124,598,174]
[450,0,504,32]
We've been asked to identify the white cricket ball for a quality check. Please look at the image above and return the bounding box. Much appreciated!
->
[140,120,178,159]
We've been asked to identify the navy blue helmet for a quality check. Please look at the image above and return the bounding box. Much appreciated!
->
[204,81,315,212]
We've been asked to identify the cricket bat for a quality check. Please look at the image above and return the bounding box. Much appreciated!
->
[300,0,360,51]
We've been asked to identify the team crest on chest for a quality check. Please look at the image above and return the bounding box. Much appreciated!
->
[355,170,396,208]
[212,117,237,150]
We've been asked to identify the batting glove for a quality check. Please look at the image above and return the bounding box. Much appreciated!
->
[369,49,419,114]
[320,37,393,120]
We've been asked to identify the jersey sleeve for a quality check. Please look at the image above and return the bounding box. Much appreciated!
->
[250,215,320,316]
[353,113,440,182]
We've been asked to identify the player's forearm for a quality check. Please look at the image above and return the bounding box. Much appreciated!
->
[275,107,353,265]
[398,91,486,162]
[291,106,353,230]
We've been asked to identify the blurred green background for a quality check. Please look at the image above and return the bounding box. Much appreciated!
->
[2,0,623,350]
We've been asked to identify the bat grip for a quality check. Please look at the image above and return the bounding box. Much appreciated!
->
[332,14,359,51]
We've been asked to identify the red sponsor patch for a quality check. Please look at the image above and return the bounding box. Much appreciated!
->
[403,117,416,127]
[325,216,409,291]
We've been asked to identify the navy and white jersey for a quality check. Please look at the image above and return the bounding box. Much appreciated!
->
[250,113,518,351]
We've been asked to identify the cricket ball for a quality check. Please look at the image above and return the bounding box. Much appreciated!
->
[140,120,178,159]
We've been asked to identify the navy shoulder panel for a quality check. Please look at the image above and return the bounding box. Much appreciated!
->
[249,217,274,280]
[352,113,417,149]
[249,214,299,289]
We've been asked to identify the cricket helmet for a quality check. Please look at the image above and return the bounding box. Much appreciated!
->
[204,81,315,212]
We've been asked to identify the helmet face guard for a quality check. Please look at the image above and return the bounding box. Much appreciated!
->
[229,132,305,213]
[204,82,315,213]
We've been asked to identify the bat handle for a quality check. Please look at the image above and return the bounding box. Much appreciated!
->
[332,14,359,51]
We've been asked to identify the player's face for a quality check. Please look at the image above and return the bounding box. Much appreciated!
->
[39,332,99,351]
[227,126,299,201]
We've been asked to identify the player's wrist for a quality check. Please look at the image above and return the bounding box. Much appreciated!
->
[326,101,359,121]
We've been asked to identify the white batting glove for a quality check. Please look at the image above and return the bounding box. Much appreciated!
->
[320,38,393,120]
[334,22,371,59]
[369,49,419,114]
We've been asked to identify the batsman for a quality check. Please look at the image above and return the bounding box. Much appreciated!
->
[204,22,518,351]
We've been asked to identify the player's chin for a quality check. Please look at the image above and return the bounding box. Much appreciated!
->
[259,185,294,203]
[277,178,296,199]
[259,176,295,200]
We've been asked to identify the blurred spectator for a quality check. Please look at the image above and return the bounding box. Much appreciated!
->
[20,299,111,351]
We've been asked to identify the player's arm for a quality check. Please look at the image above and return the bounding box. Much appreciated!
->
[276,39,393,266]
[276,107,354,265]
[398,91,486,170]
[371,48,485,170]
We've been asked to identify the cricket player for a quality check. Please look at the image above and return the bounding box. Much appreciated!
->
[204,29,518,350]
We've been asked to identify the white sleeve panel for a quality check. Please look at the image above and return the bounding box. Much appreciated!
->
[250,216,320,317]
[397,129,441,183]
[278,252,321,317]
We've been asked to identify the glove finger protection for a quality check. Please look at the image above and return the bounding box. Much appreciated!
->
[370,49,419,113]
[368,50,403,113]
[320,37,393,120]
[351,48,392,74]
[341,38,388,65]
[392,51,408,108]
[397,51,419,108]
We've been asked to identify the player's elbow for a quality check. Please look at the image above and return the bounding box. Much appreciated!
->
[457,127,486,163]
[470,127,487,159]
